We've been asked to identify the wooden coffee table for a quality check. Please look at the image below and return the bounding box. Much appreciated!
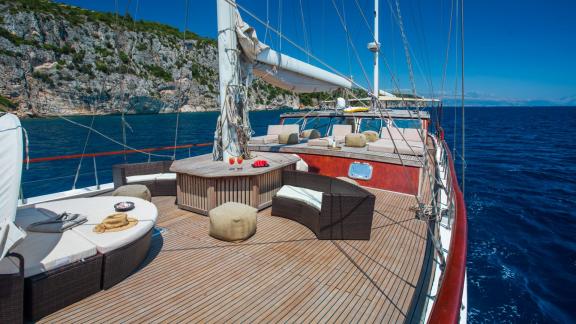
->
[170,152,299,215]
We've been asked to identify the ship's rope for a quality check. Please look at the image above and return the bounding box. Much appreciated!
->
[172,0,191,161]
[72,115,96,189]
[57,116,173,159]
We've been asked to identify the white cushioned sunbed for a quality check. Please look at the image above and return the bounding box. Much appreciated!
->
[35,196,158,254]
[12,208,98,277]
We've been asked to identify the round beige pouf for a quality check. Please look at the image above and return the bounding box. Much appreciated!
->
[209,202,257,242]
[362,130,379,142]
[301,129,321,139]
[278,132,299,144]
[111,184,152,202]
[345,133,367,147]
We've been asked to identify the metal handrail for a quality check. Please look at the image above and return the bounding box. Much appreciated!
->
[427,140,467,324]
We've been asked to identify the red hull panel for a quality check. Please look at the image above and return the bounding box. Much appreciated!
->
[297,153,421,195]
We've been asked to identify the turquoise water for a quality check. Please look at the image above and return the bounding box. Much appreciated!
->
[19,107,576,322]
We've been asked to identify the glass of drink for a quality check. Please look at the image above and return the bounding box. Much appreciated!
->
[228,156,235,170]
[236,156,244,170]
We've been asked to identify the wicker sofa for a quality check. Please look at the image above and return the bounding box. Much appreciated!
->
[271,170,375,240]
[113,160,176,196]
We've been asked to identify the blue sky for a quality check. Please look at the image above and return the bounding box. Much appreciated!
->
[58,0,576,105]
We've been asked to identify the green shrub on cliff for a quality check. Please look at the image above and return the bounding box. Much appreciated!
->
[0,95,16,111]
[144,64,172,82]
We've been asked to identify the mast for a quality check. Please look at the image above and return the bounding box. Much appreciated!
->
[213,0,242,161]
[368,0,380,106]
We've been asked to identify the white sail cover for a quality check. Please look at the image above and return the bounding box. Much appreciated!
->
[235,10,353,93]
[0,113,26,260]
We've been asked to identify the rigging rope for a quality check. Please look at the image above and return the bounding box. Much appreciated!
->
[299,0,310,63]
[57,116,173,159]
[72,115,96,189]
[173,0,191,161]
[394,0,417,96]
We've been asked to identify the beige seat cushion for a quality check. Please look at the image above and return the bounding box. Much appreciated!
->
[403,128,424,142]
[209,202,257,242]
[345,134,367,148]
[278,132,299,145]
[367,139,395,153]
[307,137,333,147]
[112,184,151,202]
[362,130,379,142]
[395,141,425,156]
[276,185,323,210]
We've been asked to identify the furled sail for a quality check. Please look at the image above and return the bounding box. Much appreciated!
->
[235,10,353,93]
[0,113,26,260]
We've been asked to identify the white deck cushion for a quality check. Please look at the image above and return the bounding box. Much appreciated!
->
[126,174,157,183]
[332,124,352,137]
[13,208,97,278]
[268,124,299,136]
[155,173,177,181]
[250,134,279,144]
[367,139,395,153]
[403,128,424,142]
[126,173,176,183]
[395,141,425,156]
[276,185,323,210]
[380,127,403,140]
[307,137,333,147]
[35,197,158,254]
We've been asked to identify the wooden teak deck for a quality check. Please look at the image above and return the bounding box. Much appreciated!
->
[40,188,432,323]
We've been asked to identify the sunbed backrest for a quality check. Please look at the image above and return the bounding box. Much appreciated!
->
[380,127,403,140]
[331,124,352,137]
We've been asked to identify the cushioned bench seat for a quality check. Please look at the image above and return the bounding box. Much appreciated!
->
[35,197,158,254]
[126,172,176,184]
[250,124,300,145]
[13,208,98,278]
[276,185,323,210]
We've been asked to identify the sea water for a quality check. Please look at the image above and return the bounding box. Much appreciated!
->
[19,106,576,322]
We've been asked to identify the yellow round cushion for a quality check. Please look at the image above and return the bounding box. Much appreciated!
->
[278,132,299,144]
[345,134,367,148]
[209,202,257,241]
[362,130,379,142]
[112,184,151,202]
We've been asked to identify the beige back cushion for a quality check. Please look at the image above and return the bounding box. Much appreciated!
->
[332,124,352,137]
[403,128,423,142]
[380,127,403,140]
[268,124,299,136]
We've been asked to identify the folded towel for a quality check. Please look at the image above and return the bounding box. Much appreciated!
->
[28,212,88,233]
[93,212,138,233]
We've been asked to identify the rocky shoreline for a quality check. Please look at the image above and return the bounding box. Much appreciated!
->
[0,1,306,118]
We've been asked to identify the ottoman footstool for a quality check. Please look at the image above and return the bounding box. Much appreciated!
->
[209,202,257,242]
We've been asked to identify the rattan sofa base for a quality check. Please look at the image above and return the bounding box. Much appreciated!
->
[24,254,103,322]
[271,170,375,240]
[102,229,153,290]
[0,253,24,324]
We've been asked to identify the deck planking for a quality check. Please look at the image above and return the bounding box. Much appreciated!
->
[40,188,431,323]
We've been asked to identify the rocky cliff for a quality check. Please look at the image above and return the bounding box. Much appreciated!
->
[0,0,301,117]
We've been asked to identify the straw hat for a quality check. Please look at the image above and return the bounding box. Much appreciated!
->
[93,212,138,233]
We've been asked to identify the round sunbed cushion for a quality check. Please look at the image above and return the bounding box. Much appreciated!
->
[34,196,158,254]
[362,130,379,142]
[112,184,151,202]
[345,134,367,147]
[209,202,257,242]
[278,132,299,145]
[13,208,98,278]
